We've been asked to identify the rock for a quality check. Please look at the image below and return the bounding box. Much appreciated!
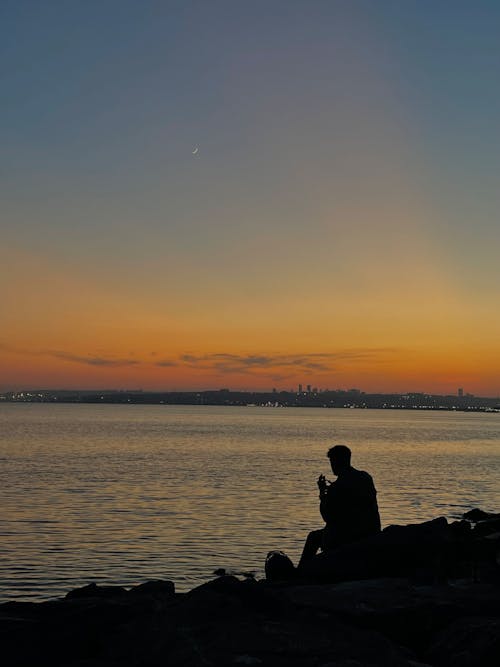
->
[462,508,500,522]
[170,587,414,666]
[426,616,500,667]
[2,574,500,666]
[295,517,488,584]
[127,580,175,597]
[277,577,500,657]
[66,583,128,600]
[299,512,500,586]
[234,655,263,665]
[59,662,123,667]
[473,518,500,537]
[463,508,490,522]
[188,575,285,616]
[189,573,242,593]
[213,568,256,579]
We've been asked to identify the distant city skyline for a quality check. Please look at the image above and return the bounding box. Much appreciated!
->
[3,387,499,414]
[2,2,500,396]
[1,381,495,400]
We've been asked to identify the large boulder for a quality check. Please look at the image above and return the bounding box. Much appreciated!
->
[463,509,500,523]
[298,517,450,583]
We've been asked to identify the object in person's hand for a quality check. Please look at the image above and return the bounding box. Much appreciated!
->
[317,474,328,492]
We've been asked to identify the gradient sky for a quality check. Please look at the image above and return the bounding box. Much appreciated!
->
[2,0,500,395]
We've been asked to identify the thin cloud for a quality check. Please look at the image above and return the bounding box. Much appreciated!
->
[176,349,401,375]
[1,342,139,368]
[49,351,141,367]
[155,359,177,367]
[3,342,401,375]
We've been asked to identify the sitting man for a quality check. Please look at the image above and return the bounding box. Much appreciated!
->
[298,444,381,567]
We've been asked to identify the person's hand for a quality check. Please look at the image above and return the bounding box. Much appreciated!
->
[317,474,328,495]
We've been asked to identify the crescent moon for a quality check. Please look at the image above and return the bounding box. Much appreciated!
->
[192,147,199,155]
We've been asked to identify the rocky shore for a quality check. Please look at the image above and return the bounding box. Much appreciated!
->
[1,510,499,667]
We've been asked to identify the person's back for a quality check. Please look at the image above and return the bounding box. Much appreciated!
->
[321,465,381,549]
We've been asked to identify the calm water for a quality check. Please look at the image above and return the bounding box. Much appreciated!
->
[1,404,499,601]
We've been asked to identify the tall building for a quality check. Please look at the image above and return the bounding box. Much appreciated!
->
[307,384,311,393]
[458,388,464,397]
[298,383,303,393]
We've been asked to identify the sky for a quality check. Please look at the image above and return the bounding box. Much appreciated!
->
[1,0,500,395]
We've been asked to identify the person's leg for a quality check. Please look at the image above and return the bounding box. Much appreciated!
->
[298,528,324,568]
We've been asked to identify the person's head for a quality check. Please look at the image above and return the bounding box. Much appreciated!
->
[327,445,351,476]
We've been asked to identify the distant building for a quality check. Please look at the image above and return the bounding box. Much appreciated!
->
[298,383,303,393]
[307,384,311,393]
[458,388,464,397]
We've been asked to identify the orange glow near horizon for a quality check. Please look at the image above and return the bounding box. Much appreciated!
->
[2,254,499,396]
[1,237,500,396]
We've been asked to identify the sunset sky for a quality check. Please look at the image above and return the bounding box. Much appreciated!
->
[2,1,500,395]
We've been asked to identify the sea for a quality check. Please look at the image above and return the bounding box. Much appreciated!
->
[1,404,499,601]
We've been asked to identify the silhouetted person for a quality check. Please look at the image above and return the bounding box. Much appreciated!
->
[299,445,381,567]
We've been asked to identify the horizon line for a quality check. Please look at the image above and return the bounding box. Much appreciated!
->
[2,387,500,400]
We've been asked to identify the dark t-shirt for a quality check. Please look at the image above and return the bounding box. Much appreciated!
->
[320,466,381,548]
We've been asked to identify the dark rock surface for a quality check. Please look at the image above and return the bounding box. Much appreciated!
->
[1,511,499,666]
[2,576,499,666]
[297,513,500,585]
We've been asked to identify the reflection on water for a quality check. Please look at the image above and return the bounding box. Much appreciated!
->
[1,404,499,600]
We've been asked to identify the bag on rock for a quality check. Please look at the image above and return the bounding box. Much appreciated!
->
[265,550,296,581]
